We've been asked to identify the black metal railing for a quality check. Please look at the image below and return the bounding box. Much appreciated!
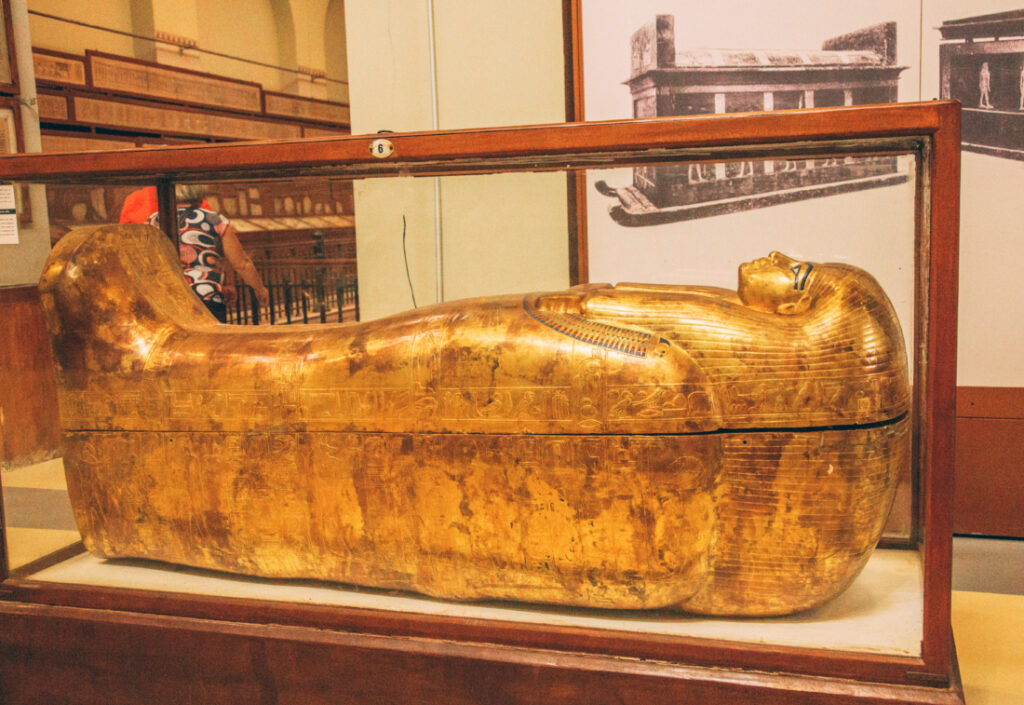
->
[227,259,359,325]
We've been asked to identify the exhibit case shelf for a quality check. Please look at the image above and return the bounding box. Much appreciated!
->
[0,101,962,704]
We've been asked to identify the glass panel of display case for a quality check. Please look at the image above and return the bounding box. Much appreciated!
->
[2,180,154,575]
[5,137,924,650]
[1,103,961,700]
[180,177,359,326]
[586,152,919,542]
[1,456,78,574]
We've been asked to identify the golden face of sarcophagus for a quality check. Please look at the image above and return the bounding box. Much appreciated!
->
[38,224,910,616]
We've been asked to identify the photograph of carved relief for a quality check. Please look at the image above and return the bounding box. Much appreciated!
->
[922,0,1024,391]
[580,1,921,295]
[939,9,1024,160]
[582,3,921,225]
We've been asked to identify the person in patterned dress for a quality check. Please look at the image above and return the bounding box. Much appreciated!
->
[145,184,269,323]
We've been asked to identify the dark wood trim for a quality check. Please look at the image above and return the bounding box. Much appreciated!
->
[70,86,347,139]
[918,100,961,682]
[561,0,583,123]
[0,284,39,303]
[33,48,349,131]
[954,417,1024,537]
[0,450,8,582]
[2,575,927,686]
[6,542,84,580]
[0,0,18,96]
[0,601,964,705]
[561,1,587,285]
[40,89,305,142]
[155,179,176,244]
[30,47,86,62]
[911,137,927,547]
[956,386,1024,418]
[953,386,1024,537]
[84,48,264,90]
[262,89,350,127]
[568,170,588,284]
[0,101,953,182]
[565,172,580,285]
[262,90,349,110]
[39,129,139,152]
[35,87,69,121]
[0,286,61,468]
[877,535,916,550]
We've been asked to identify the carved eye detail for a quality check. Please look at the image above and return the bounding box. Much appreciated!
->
[789,262,813,291]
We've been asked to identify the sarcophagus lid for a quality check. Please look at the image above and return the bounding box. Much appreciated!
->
[40,225,910,616]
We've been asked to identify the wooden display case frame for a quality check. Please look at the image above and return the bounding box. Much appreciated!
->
[0,0,18,96]
[0,101,962,704]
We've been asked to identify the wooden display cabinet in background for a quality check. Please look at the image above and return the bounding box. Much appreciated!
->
[0,101,962,704]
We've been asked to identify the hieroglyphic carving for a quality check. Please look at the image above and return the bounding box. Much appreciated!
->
[33,52,86,85]
[526,299,669,358]
[88,54,261,113]
[36,93,68,121]
[72,96,301,140]
[58,380,716,433]
[62,419,903,615]
[40,134,133,153]
[264,93,350,125]
[302,125,348,138]
[0,109,14,154]
[64,428,722,608]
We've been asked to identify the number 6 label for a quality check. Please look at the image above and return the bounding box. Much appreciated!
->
[370,138,395,159]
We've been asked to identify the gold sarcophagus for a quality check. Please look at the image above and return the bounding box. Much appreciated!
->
[39,224,910,616]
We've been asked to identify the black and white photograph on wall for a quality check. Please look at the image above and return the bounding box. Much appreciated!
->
[922,0,1024,392]
[579,0,921,294]
[582,2,921,236]
[938,9,1024,161]
[594,15,909,226]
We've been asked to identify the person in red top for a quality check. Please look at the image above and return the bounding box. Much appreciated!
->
[119,186,212,224]
[119,186,159,224]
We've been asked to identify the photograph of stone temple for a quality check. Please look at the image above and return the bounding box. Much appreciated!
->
[596,15,909,225]
[939,9,1024,161]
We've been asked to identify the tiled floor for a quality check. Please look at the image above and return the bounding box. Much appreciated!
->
[1,458,79,570]
[952,535,1024,596]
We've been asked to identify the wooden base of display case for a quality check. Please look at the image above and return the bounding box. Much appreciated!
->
[0,600,964,705]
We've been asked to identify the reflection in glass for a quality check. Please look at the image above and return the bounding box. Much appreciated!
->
[42,178,360,325]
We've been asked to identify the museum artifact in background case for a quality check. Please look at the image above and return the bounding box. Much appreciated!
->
[0,100,962,704]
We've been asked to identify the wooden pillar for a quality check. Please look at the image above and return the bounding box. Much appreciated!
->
[155,180,177,246]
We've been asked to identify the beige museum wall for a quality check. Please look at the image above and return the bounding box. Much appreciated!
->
[345,0,569,321]
[0,187,52,288]
[4,0,342,289]
[28,1,337,98]
[193,0,287,92]
[28,0,137,57]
